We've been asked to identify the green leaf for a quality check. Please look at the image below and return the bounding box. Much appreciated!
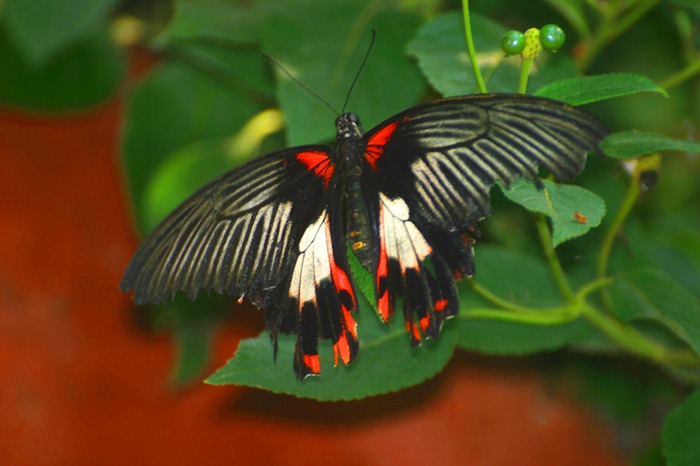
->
[668,0,700,16]
[142,140,233,232]
[407,11,577,96]
[501,179,606,247]
[600,131,700,159]
[1,0,119,67]
[206,294,459,400]
[608,268,700,356]
[163,0,284,44]
[263,1,425,145]
[0,27,124,110]
[663,391,700,466]
[458,246,594,354]
[171,323,214,385]
[535,73,667,105]
[122,49,269,231]
[150,294,229,386]
[347,243,377,315]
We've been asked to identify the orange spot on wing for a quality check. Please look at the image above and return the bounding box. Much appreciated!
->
[419,315,430,332]
[365,121,399,171]
[333,331,353,366]
[406,320,422,343]
[303,354,321,375]
[296,151,335,188]
[324,217,358,345]
[376,204,391,322]
[435,299,448,312]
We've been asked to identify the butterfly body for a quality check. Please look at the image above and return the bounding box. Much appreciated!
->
[121,94,608,379]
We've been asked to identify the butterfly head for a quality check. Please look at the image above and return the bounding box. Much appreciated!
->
[336,112,364,142]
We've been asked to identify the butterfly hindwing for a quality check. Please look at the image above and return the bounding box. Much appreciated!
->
[120,146,358,379]
[284,198,358,378]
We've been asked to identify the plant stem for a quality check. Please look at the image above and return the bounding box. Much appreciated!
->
[580,304,700,374]
[660,57,700,90]
[580,304,663,359]
[461,306,579,325]
[461,0,488,93]
[576,277,614,301]
[518,58,534,94]
[578,0,659,71]
[597,166,640,281]
[535,214,576,303]
[468,280,534,313]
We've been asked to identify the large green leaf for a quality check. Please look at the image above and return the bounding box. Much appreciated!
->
[458,246,595,354]
[608,268,700,356]
[663,391,700,466]
[535,73,667,105]
[156,295,229,386]
[207,295,459,400]
[501,178,606,247]
[122,48,270,231]
[407,11,578,96]
[163,0,283,44]
[262,0,425,145]
[600,131,700,159]
[141,140,233,232]
[1,0,119,67]
[0,27,124,110]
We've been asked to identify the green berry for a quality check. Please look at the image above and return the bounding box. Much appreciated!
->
[539,24,565,51]
[501,30,525,55]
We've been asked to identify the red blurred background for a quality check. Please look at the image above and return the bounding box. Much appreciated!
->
[0,52,624,466]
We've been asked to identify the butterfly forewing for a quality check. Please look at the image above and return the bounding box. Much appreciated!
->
[364,94,608,230]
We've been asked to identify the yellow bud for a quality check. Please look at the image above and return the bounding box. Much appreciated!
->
[522,28,542,60]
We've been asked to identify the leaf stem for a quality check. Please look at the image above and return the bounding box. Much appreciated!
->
[460,306,579,326]
[461,0,488,93]
[576,277,615,301]
[578,0,659,71]
[468,280,535,313]
[660,57,700,90]
[535,214,576,303]
[579,304,700,373]
[597,165,640,282]
[518,58,534,94]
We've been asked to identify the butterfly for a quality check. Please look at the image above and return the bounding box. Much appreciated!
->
[120,93,607,379]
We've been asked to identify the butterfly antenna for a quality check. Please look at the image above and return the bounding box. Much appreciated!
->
[342,29,376,114]
[262,54,339,116]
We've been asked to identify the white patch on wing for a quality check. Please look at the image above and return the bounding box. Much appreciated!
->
[379,193,432,271]
[289,210,332,307]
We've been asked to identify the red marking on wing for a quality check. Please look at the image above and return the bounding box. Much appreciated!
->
[333,330,352,366]
[376,203,391,322]
[406,320,422,343]
[365,120,399,172]
[296,151,335,188]
[326,218,358,366]
[435,299,448,312]
[419,315,430,332]
[303,354,321,375]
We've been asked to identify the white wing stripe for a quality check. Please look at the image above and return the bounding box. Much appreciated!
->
[380,194,432,272]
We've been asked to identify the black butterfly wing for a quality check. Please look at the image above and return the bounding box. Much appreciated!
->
[358,93,608,341]
[120,146,358,379]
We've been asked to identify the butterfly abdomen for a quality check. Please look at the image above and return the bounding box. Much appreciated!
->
[345,177,378,270]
